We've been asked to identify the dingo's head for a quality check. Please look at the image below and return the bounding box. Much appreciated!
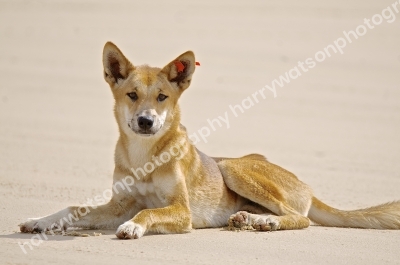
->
[102,42,196,138]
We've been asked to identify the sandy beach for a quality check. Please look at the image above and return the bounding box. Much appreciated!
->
[1,0,400,264]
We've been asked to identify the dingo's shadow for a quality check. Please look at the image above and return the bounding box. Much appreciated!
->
[0,233,73,241]
[0,229,116,241]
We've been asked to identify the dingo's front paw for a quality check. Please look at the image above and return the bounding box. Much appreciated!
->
[252,215,280,231]
[19,218,62,233]
[115,221,144,239]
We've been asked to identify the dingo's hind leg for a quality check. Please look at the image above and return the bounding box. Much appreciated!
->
[217,155,300,216]
[218,154,312,230]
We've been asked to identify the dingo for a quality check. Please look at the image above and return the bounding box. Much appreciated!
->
[19,42,400,239]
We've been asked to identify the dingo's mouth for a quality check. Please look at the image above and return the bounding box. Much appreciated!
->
[136,132,154,137]
[132,127,158,137]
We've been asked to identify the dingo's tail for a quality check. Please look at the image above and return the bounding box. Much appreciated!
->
[308,197,400,229]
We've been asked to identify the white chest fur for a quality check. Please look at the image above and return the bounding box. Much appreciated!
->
[126,143,152,171]
[131,179,169,209]
[134,181,155,196]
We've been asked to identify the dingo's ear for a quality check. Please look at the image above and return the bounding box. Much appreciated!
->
[103,42,134,87]
[161,51,195,91]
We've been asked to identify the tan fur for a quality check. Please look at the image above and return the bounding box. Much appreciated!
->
[19,42,400,239]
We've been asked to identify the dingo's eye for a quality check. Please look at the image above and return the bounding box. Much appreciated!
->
[127,92,138,101]
[157,94,168,102]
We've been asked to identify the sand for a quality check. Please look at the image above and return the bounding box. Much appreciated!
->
[1,0,400,264]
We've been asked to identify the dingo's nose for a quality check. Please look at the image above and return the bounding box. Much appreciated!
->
[138,116,154,130]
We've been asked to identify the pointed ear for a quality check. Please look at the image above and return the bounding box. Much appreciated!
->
[161,51,196,91]
[102,42,134,87]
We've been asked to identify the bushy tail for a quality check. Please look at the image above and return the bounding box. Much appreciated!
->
[308,197,400,229]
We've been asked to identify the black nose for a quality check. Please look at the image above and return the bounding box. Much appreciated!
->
[137,116,154,130]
